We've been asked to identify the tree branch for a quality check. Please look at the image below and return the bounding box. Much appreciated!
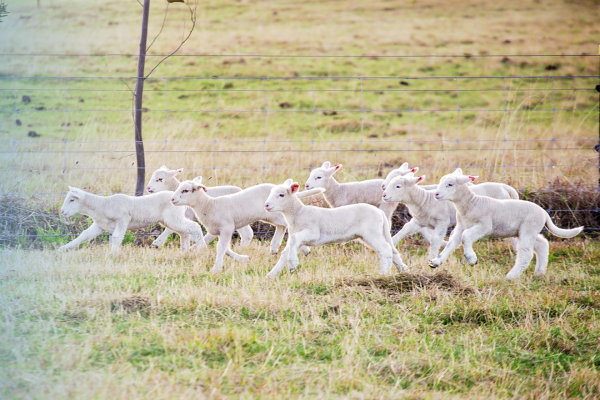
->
[145,0,198,79]
[146,2,169,53]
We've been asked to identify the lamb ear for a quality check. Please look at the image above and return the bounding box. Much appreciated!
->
[321,161,331,169]
[405,175,421,186]
[399,162,409,170]
[283,178,294,186]
[411,167,419,174]
[453,168,463,175]
[468,175,478,182]
[455,175,473,184]
[68,186,83,198]
[167,168,183,177]
[290,182,300,194]
[416,175,426,184]
[192,176,203,184]
[326,164,341,176]
[159,165,168,171]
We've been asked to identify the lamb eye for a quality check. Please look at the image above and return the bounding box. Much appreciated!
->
[183,190,189,193]
[396,185,400,189]
[448,184,453,187]
[279,193,285,197]
[70,199,74,202]
[316,177,321,179]
[157,178,162,182]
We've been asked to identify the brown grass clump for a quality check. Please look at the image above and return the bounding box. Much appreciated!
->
[520,178,600,233]
[340,270,474,295]
[321,120,377,133]
[111,295,151,313]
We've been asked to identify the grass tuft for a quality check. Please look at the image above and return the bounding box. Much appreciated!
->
[340,270,475,295]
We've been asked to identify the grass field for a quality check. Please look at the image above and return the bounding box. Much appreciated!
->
[1,0,599,198]
[1,238,599,399]
[1,0,600,398]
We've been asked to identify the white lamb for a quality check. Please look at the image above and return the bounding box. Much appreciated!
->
[146,165,253,247]
[58,187,205,254]
[382,163,520,200]
[428,170,583,279]
[171,178,311,273]
[304,161,398,222]
[382,174,456,258]
[381,162,437,191]
[382,173,521,257]
[264,179,408,278]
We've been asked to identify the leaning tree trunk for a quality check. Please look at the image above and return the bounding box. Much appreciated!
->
[134,0,151,196]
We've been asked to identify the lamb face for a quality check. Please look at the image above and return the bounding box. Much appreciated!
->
[382,175,425,203]
[265,179,298,212]
[146,165,182,193]
[61,187,84,217]
[434,170,477,201]
[304,161,340,190]
[381,162,416,190]
[171,178,206,206]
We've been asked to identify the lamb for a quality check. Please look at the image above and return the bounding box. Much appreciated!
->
[58,187,205,254]
[381,162,437,191]
[304,161,398,222]
[264,179,408,278]
[382,172,521,257]
[427,170,583,279]
[146,165,253,247]
[382,163,520,200]
[171,178,311,273]
[383,174,456,258]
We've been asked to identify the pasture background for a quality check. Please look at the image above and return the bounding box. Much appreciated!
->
[1,0,600,398]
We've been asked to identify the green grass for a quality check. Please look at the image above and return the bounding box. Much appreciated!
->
[0,0,599,200]
[1,238,599,398]
[0,1,599,398]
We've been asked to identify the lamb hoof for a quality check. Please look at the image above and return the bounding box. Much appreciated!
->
[464,255,478,265]
[505,271,520,280]
[428,258,442,268]
[239,255,250,263]
[266,272,278,279]
[209,267,223,274]
[395,263,409,272]
[58,246,68,252]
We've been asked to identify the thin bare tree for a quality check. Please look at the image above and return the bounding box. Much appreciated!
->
[132,0,198,196]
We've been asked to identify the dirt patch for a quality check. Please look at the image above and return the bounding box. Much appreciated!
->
[112,295,151,313]
[321,120,376,133]
[340,271,474,295]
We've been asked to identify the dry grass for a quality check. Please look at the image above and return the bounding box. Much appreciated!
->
[341,270,475,296]
[1,238,599,399]
[1,1,600,398]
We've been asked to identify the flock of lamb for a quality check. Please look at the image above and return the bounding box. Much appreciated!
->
[59,162,583,280]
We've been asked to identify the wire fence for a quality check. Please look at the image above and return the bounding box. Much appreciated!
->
[0,53,599,242]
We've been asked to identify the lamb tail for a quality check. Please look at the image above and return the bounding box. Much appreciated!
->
[545,213,583,238]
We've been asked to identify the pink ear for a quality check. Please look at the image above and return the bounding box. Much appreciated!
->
[334,164,341,170]
[201,186,208,192]
[411,168,417,173]
[417,175,425,182]
[291,183,300,193]
[468,176,477,181]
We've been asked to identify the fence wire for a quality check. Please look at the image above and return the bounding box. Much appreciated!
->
[0,53,599,241]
